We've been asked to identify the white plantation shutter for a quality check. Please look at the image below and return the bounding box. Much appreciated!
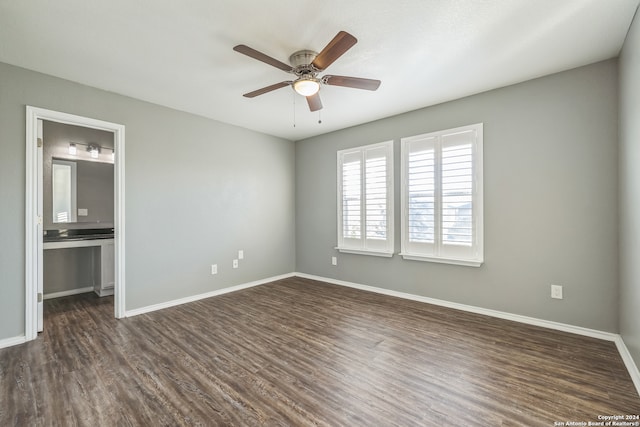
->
[337,141,394,256]
[441,136,473,247]
[365,149,388,241]
[406,137,436,255]
[401,124,483,266]
[342,154,361,240]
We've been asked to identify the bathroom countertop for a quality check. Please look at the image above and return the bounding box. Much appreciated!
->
[44,228,114,242]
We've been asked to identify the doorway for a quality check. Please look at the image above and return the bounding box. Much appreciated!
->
[25,106,126,341]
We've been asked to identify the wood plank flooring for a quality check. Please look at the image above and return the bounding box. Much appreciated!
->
[1,276,639,426]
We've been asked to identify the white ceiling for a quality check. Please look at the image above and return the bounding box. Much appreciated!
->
[1,0,638,141]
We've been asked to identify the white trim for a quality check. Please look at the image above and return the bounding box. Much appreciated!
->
[43,287,94,300]
[614,335,640,397]
[36,119,44,332]
[0,335,27,349]
[125,273,295,318]
[336,247,394,258]
[400,253,482,267]
[25,106,126,343]
[25,109,38,340]
[113,124,126,319]
[294,273,617,341]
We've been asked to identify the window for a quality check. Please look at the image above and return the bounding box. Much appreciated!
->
[401,124,483,266]
[337,141,394,256]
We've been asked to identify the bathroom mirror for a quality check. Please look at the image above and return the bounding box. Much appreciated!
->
[52,159,77,223]
[50,158,114,225]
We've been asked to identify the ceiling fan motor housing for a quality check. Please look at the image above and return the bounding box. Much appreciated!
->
[289,50,319,75]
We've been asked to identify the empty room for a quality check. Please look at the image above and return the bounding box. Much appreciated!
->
[1,0,640,425]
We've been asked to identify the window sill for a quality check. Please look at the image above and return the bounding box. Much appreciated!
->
[335,247,394,258]
[399,253,483,267]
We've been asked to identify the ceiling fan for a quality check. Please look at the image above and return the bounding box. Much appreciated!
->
[233,31,381,112]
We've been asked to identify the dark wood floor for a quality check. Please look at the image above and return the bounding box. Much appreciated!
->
[1,277,638,426]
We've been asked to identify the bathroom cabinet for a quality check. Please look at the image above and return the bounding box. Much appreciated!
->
[43,238,114,297]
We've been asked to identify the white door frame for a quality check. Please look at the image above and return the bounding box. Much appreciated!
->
[25,106,126,341]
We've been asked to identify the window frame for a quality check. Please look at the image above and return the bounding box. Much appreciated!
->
[400,123,484,267]
[337,140,394,257]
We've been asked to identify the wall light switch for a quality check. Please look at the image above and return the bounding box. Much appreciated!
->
[78,208,88,216]
[238,250,244,260]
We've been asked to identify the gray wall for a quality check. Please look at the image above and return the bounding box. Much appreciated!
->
[619,9,640,370]
[296,59,619,332]
[0,61,295,340]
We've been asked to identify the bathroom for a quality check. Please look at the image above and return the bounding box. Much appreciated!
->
[42,120,115,302]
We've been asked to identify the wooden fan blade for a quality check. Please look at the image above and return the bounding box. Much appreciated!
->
[323,75,381,91]
[233,45,292,72]
[243,81,292,98]
[306,93,323,111]
[311,31,357,71]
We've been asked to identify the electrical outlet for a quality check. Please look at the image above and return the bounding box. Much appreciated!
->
[211,264,217,275]
[331,256,337,266]
[233,259,238,269]
[551,284,563,299]
[238,250,244,260]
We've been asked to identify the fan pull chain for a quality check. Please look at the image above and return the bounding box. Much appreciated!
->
[318,110,322,124]
[292,92,296,127]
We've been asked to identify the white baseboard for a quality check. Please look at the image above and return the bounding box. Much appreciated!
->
[0,335,27,349]
[44,287,94,300]
[615,336,640,396]
[295,273,617,341]
[125,273,295,318]
[294,272,640,397]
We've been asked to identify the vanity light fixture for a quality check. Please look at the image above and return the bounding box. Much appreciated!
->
[67,141,113,161]
[87,143,100,159]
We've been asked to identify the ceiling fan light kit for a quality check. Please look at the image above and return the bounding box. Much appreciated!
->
[293,78,320,96]
[233,31,381,112]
